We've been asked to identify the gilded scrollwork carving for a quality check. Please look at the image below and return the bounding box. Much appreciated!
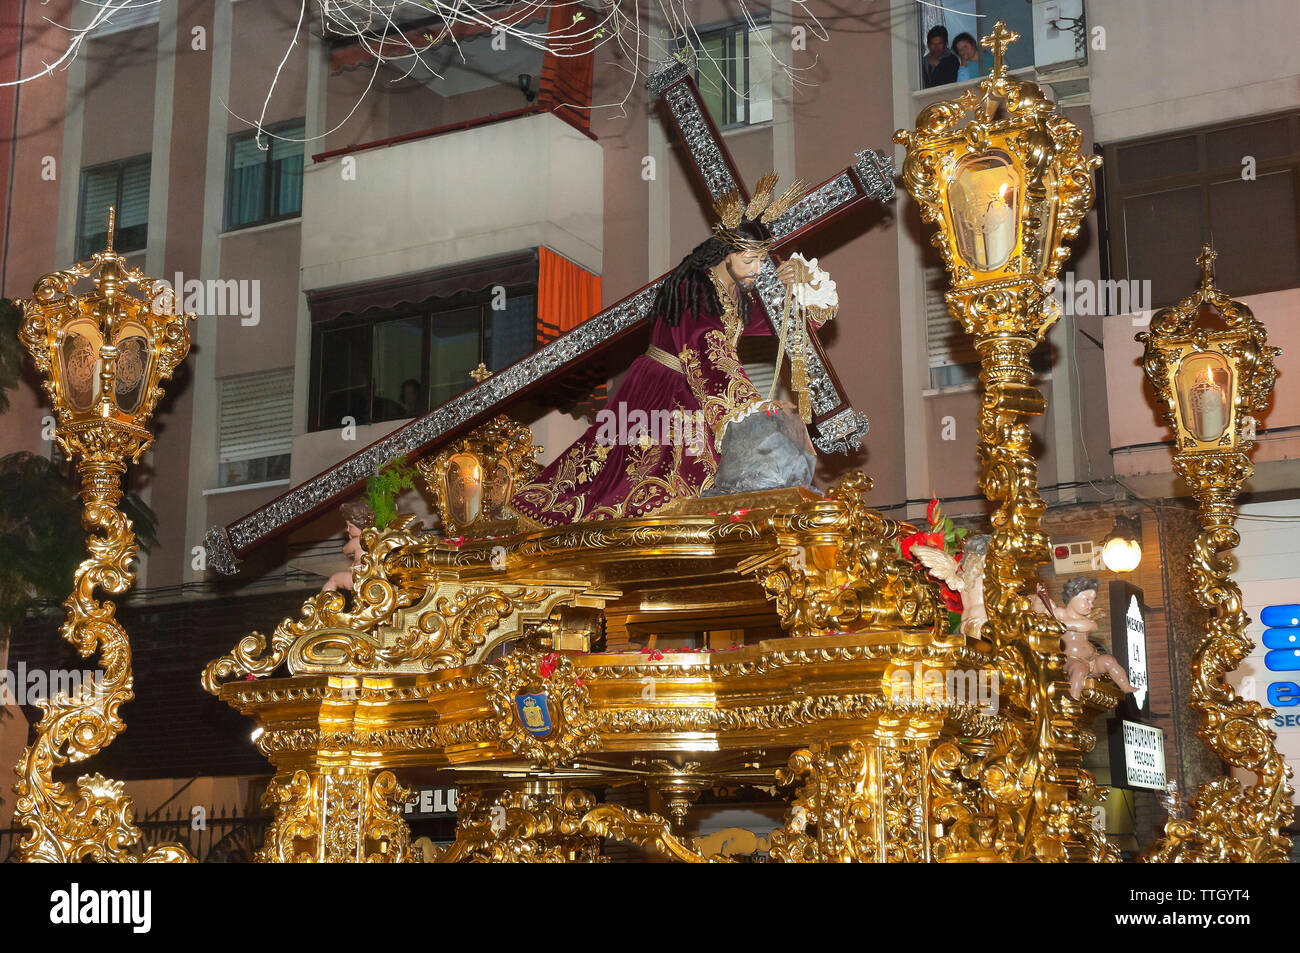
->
[257,769,417,863]
[423,784,720,863]
[742,471,945,638]
[483,645,597,767]
[13,219,194,864]
[1137,247,1292,862]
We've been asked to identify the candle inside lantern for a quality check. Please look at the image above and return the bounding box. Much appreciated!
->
[947,153,1020,272]
[982,183,1015,267]
[1191,367,1226,441]
[1176,352,1233,444]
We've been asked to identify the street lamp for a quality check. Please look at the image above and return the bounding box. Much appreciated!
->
[1137,244,1293,862]
[1100,515,1142,574]
[14,209,194,863]
[894,21,1099,622]
[895,21,1112,862]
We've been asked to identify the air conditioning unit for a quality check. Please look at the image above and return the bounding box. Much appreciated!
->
[1052,538,1101,575]
[1032,0,1087,71]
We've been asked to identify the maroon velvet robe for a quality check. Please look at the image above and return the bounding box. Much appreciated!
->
[511,277,772,526]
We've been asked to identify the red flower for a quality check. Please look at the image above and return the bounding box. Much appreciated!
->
[538,653,559,680]
[899,530,945,560]
[939,585,963,613]
[649,649,664,661]
[926,497,942,529]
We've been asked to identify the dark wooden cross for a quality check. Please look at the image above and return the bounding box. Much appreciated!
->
[205,57,895,575]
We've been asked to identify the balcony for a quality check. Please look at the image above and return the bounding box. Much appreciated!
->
[1103,287,1300,497]
[299,111,603,292]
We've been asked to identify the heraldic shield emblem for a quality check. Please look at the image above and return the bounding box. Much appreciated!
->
[515,691,553,737]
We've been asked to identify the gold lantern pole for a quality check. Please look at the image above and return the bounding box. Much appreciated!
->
[1138,245,1293,861]
[895,23,1115,860]
[13,209,194,862]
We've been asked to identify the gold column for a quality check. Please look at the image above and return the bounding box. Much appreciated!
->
[1139,246,1293,861]
[895,23,1116,861]
[12,211,194,863]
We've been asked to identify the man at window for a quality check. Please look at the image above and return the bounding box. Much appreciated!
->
[922,25,960,88]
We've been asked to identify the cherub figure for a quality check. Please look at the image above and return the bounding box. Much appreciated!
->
[1035,576,1135,699]
[911,533,989,639]
[322,501,374,593]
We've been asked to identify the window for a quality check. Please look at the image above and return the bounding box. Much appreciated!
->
[224,119,305,230]
[309,284,537,432]
[686,21,772,129]
[925,264,978,389]
[77,156,150,258]
[217,369,293,488]
[924,261,1048,389]
[1105,112,1300,307]
[916,0,1044,90]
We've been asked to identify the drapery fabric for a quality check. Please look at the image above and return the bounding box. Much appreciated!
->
[537,247,605,417]
[536,247,601,345]
[512,278,772,527]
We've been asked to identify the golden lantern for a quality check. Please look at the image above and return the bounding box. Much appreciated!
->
[13,209,194,863]
[416,414,541,537]
[895,23,1115,861]
[1140,246,1275,461]
[1137,245,1292,862]
[894,22,1099,612]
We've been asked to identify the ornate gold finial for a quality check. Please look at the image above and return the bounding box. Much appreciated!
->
[470,362,492,383]
[1196,243,1218,291]
[105,205,116,253]
[980,20,1020,78]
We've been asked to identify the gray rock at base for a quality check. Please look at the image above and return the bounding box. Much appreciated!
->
[701,406,818,496]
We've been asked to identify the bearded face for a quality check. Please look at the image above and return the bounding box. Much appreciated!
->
[724,248,767,291]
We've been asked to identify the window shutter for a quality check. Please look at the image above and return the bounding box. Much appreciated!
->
[925,263,977,369]
[79,168,118,251]
[118,159,151,231]
[218,369,294,464]
[739,333,779,399]
[92,4,160,37]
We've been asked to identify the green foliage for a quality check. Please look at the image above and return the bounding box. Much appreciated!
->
[0,299,25,415]
[0,452,158,642]
[364,455,417,530]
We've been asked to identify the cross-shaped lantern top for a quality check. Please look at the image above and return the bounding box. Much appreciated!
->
[980,21,1020,79]
[1196,243,1218,291]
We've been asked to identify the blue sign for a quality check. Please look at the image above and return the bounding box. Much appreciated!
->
[1263,627,1300,649]
[1261,604,1300,709]
[1260,604,1300,627]
[514,691,553,737]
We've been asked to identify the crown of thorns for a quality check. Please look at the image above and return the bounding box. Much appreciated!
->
[711,173,807,251]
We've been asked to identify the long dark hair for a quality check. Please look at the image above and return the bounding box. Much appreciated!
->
[652,219,772,327]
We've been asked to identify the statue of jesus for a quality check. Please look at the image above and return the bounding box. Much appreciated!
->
[511,175,837,527]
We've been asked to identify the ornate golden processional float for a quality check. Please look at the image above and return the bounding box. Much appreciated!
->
[12,24,1293,862]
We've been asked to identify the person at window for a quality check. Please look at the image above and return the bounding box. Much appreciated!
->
[399,378,426,417]
[511,174,837,527]
[953,32,980,82]
[922,25,959,88]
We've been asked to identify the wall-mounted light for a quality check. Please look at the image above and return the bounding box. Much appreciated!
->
[1101,515,1142,573]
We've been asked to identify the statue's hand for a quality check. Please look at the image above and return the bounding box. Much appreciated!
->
[776,258,810,288]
